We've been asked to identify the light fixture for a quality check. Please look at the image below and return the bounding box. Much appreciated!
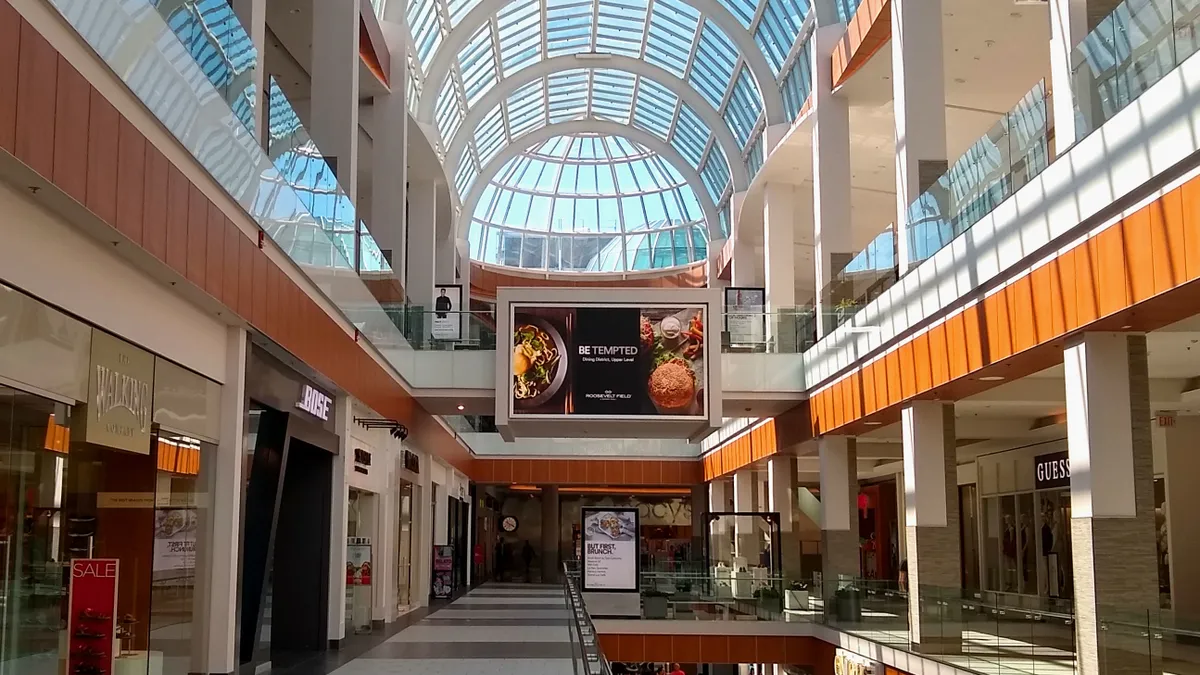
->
[979,375,1005,382]
[864,421,883,426]
[457,404,465,411]
[1121,325,1133,329]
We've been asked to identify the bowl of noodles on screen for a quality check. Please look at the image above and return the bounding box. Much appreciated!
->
[511,317,568,409]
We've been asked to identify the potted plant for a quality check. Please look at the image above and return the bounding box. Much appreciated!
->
[830,584,863,622]
[785,581,810,611]
[642,588,670,619]
[753,585,783,617]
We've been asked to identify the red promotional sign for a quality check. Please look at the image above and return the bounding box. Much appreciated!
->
[67,559,119,675]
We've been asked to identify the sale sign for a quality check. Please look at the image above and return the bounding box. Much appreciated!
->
[346,537,372,586]
[67,559,119,675]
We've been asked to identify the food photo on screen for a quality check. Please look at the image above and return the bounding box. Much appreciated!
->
[510,304,705,417]
[584,511,636,542]
[511,307,573,414]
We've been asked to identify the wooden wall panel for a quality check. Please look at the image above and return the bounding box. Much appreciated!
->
[165,164,189,272]
[204,202,224,305]
[114,118,146,245]
[85,89,118,227]
[52,57,89,205]
[185,185,207,288]
[141,145,168,260]
[14,21,56,178]
[0,1,19,155]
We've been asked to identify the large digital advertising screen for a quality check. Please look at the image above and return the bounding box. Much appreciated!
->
[580,507,640,592]
[508,304,708,419]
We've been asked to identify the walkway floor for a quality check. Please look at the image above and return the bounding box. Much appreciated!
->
[328,583,572,675]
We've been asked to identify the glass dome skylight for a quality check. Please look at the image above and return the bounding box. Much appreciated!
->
[467,135,709,273]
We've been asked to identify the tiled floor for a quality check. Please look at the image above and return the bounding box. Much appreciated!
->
[327,583,573,675]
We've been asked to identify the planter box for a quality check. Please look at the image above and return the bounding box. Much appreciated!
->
[643,595,669,619]
[785,590,809,611]
[756,596,783,618]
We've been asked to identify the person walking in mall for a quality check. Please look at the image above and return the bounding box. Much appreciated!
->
[522,540,535,582]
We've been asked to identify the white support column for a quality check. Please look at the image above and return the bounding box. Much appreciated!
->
[768,455,803,579]
[1064,334,1158,675]
[731,237,759,288]
[819,436,859,581]
[457,236,472,339]
[763,183,796,313]
[329,396,352,642]
[407,181,439,316]
[373,457,397,622]
[191,327,247,675]
[891,0,947,274]
[901,401,960,647]
[371,21,409,280]
[311,0,361,202]
[733,470,757,564]
[709,479,731,563]
[812,24,854,337]
[1049,0,1088,152]
[230,0,267,147]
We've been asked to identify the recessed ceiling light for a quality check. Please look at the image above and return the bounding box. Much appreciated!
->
[979,376,1005,382]
[865,421,883,426]
[457,405,465,411]
[1121,325,1133,329]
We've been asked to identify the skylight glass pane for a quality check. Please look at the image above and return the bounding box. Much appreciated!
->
[756,0,809,72]
[688,21,739,111]
[546,71,588,123]
[596,0,647,58]
[670,104,710,166]
[724,66,764,147]
[498,2,542,75]
[474,108,507,166]
[406,0,443,64]
[718,0,756,28]
[699,146,732,202]
[545,0,594,58]
[646,0,700,78]
[435,77,464,142]
[447,0,484,26]
[507,80,546,137]
[781,37,814,121]
[631,78,678,141]
[591,70,635,122]
[458,24,499,105]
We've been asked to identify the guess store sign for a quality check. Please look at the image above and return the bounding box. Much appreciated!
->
[67,559,119,675]
[1034,451,1071,490]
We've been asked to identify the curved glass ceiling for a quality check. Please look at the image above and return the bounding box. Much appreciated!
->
[467,135,709,273]
[450,67,732,213]
[407,0,814,220]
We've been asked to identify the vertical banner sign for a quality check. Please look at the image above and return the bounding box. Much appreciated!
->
[346,537,372,586]
[432,284,463,340]
[432,545,454,599]
[67,559,119,675]
[724,287,766,345]
[581,507,640,592]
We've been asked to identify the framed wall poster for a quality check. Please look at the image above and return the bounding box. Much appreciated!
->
[67,559,119,675]
[724,287,766,345]
[432,284,463,340]
[432,544,454,599]
[580,507,640,592]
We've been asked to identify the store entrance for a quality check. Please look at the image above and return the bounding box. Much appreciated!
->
[238,406,335,672]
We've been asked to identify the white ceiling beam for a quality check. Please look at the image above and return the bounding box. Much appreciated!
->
[442,55,750,190]
[458,119,723,241]
[415,0,786,124]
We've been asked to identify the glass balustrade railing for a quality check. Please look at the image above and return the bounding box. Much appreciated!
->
[1071,0,1200,143]
[49,0,419,378]
[905,80,1051,267]
[819,225,899,335]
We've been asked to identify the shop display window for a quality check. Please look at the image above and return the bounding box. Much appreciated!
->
[979,489,1072,604]
[0,385,212,675]
[396,481,415,610]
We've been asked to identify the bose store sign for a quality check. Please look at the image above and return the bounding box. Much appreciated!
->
[296,384,332,421]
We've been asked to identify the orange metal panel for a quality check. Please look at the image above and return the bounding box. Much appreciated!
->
[699,635,730,663]
[1095,225,1130,317]
[166,165,189,274]
[927,323,949,387]
[1152,189,1187,294]
[884,350,901,408]
[897,343,916,401]
[529,460,550,484]
[1075,238,1101,325]
[512,459,532,485]
[643,460,663,485]
[1181,180,1200,281]
[861,361,878,414]
[1122,208,1155,303]
[186,186,208,288]
[757,636,788,664]
[728,636,758,663]
[1029,264,1056,344]
[961,305,985,371]
[1007,277,1036,353]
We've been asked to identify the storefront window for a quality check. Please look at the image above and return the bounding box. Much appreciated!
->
[0,386,213,675]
